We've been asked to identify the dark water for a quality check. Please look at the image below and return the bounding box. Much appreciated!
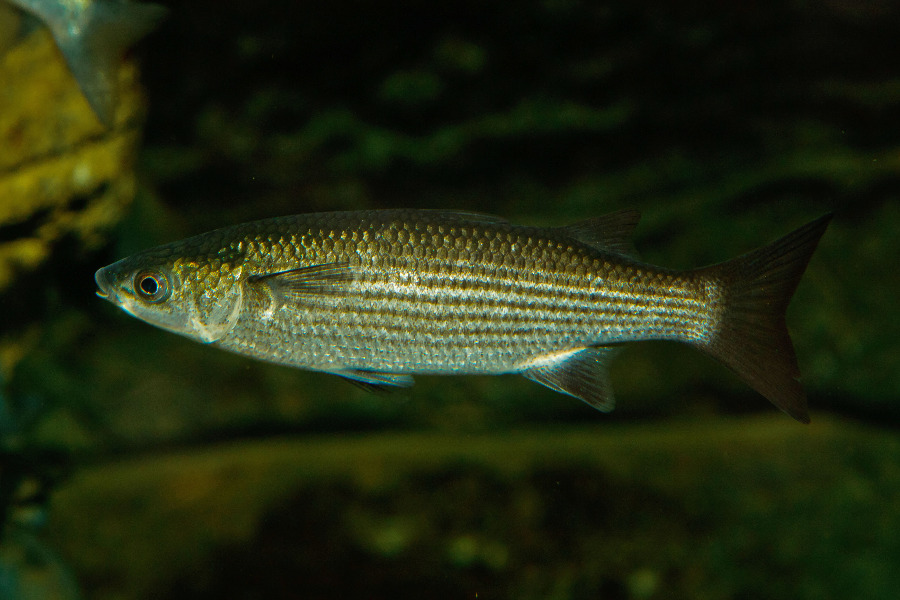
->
[1,1,898,598]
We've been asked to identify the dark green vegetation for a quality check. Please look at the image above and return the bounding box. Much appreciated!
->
[135,0,896,417]
[1,0,898,598]
[48,417,900,600]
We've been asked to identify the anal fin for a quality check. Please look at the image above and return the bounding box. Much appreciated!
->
[520,346,619,411]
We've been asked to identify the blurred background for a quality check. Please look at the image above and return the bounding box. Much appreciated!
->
[1,0,898,598]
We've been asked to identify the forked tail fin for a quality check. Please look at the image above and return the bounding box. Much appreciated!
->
[699,214,832,423]
[53,2,169,126]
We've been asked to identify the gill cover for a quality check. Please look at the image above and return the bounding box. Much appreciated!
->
[189,280,244,343]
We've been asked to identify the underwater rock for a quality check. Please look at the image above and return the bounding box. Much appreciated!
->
[0,25,148,294]
[0,3,20,56]
[0,17,150,390]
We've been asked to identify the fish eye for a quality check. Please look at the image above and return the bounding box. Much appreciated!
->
[134,271,170,303]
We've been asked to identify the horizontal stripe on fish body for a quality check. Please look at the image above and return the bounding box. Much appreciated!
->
[95,209,830,422]
[229,269,719,374]
[241,266,715,326]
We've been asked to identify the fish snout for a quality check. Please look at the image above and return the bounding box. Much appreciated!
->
[94,267,113,300]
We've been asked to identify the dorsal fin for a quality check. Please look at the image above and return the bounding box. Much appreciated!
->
[419,210,509,225]
[560,209,641,258]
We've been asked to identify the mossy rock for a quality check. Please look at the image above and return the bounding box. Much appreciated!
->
[0,26,148,294]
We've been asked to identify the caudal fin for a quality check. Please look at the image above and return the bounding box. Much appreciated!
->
[53,2,168,126]
[700,214,832,423]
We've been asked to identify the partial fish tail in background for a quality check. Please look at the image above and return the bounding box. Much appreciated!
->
[696,214,832,423]
[7,0,168,127]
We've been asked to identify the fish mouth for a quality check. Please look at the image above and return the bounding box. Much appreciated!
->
[94,267,112,300]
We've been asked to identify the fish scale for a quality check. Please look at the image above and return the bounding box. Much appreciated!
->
[217,212,714,373]
[95,209,831,421]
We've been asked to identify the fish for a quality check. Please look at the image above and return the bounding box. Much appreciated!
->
[94,209,831,422]
[5,0,167,126]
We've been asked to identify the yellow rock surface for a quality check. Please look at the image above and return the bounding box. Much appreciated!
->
[0,26,147,292]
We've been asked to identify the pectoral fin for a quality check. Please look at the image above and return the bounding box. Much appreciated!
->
[521,346,620,411]
[248,263,356,303]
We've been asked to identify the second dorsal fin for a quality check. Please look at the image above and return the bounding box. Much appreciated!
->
[560,209,641,258]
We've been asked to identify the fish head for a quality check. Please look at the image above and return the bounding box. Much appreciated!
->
[95,245,245,344]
